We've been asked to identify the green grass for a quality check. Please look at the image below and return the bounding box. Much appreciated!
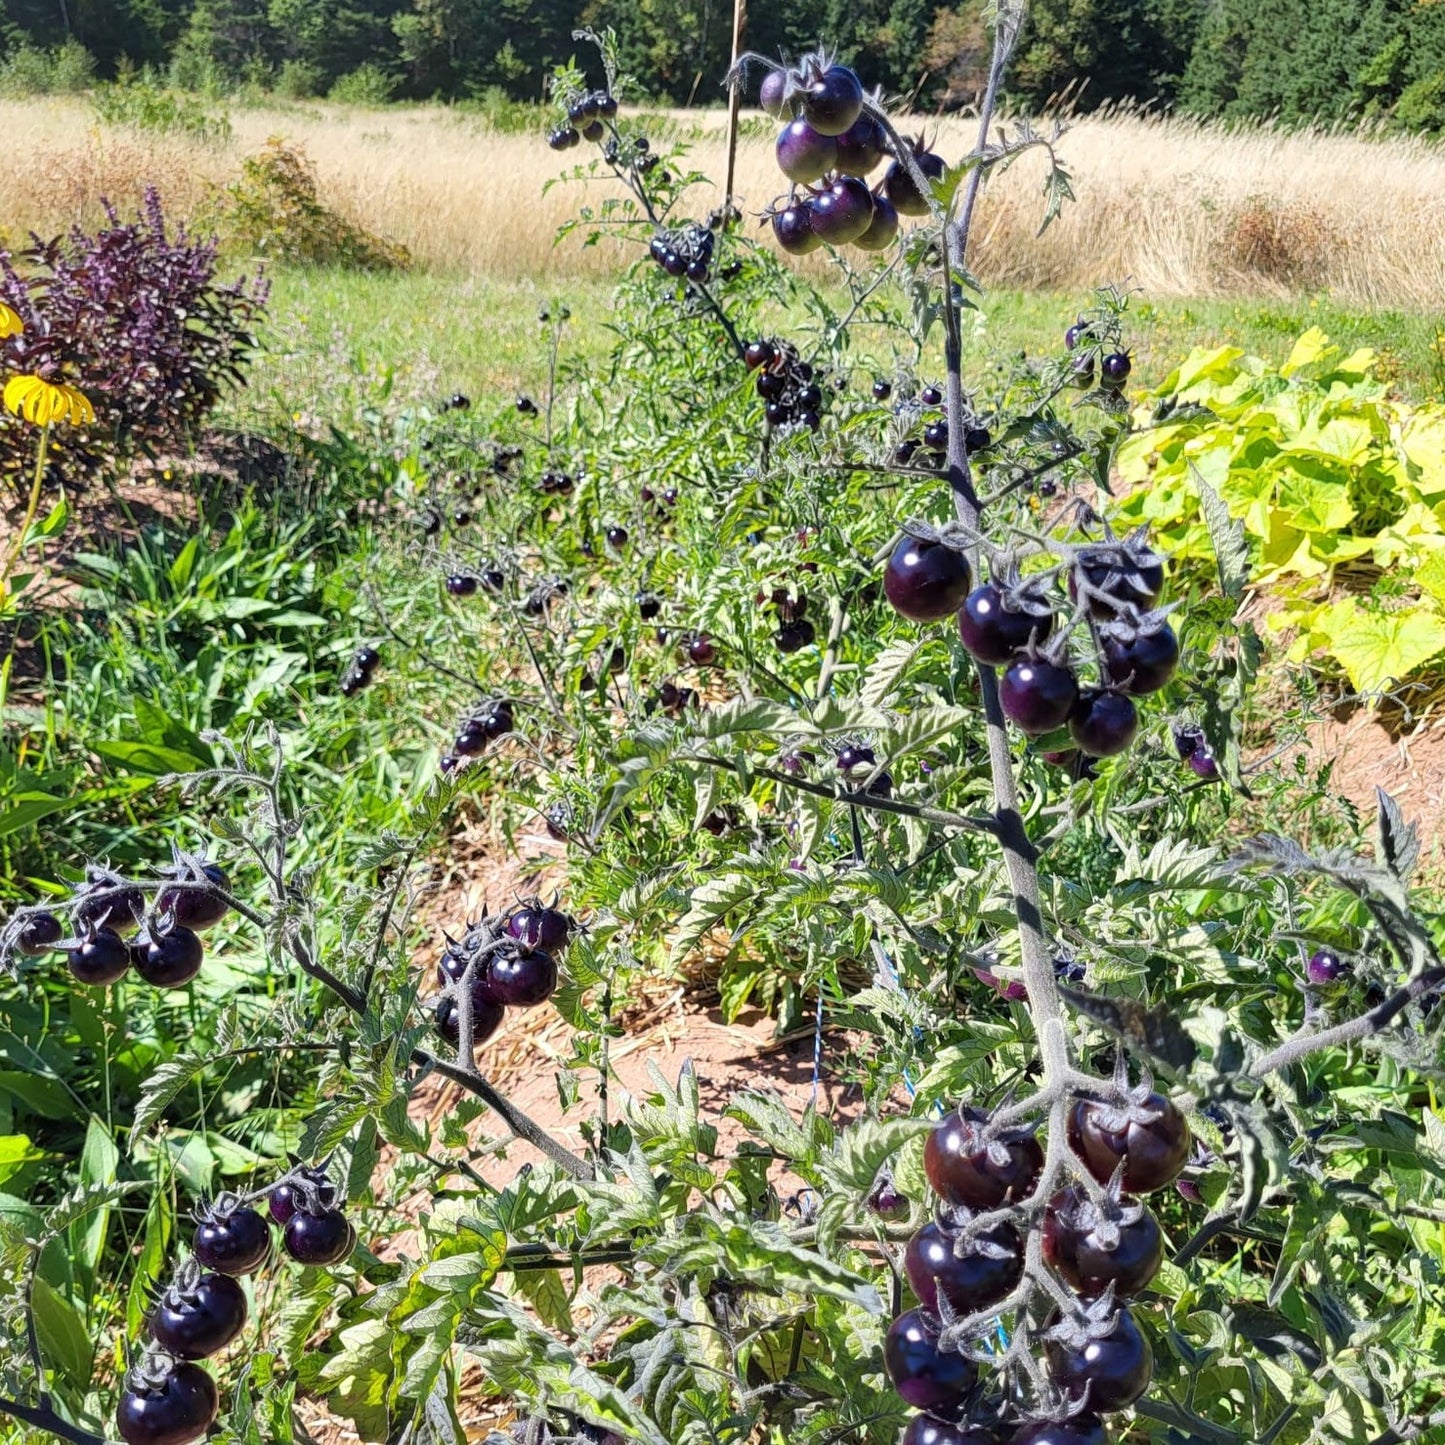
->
[225,266,1445,435]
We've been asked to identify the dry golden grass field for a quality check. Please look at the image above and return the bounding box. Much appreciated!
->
[3,96,1445,307]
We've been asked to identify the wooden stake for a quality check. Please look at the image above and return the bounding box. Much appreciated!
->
[723,0,747,224]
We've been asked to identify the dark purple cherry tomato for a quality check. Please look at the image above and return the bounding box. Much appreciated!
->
[902,1416,1002,1445]
[156,862,230,932]
[833,111,886,175]
[507,905,573,953]
[904,1219,1024,1314]
[1068,690,1138,759]
[1044,1306,1152,1411]
[1307,947,1344,984]
[68,926,131,986]
[1102,625,1179,695]
[799,63,863,136]
[883,1307,978,1419]
[776,119,837,182]
[772,203,820,255]
[884,537,972,622]
[958,585,1053,665]
[283,1208,355,1266]
[924,1109,1043,1209]
[487,947,558,1006]
[687,634,716,665]
[131,926,204,988]
[117,1361,219,1445]
[1068,1093,1191,1194]
[194,1207,271,1277]
[884,150,946,215]
[1006,1418,1107,1445]
[14,910,63,954]
[435,987,506,1048]
[149,1272,248,1359]
[268,1167,339,1225]
[1000,659,1079,737]
[1041,1187,1162,1297]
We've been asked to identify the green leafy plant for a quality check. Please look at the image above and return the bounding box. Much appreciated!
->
[1114,325,1445,697]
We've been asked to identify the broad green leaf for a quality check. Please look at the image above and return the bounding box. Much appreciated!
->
[32,1277,92,1388]
[1322,601,1445,694]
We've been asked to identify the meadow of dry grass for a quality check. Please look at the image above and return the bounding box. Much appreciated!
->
[3,96,1444,308]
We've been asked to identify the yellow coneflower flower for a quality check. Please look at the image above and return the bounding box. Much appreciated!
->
[2,374,95,427]
[0,304,22,338]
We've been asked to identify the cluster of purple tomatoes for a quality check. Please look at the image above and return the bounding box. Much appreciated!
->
[9,857,231,992]
[117,1166,354,1445]
[883,530,1179,764]
[548,89,619,149]
[744,337,827,431]
[760,57,944,255]
[432,903,575,1050]
[885,1098,1190,1445]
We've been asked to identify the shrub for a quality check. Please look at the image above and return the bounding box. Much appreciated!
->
[1115,326,1445,695]
[0,38,96,96]
[209,139,412,270]
[328,62,398,106]
[0,189,268,490]
[274,58,324,99]
[91,78,232,142]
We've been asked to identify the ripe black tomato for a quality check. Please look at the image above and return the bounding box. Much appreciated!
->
[836,744,875,773]
[268,1167,339,1225]
[1068,690,1138,758]
[1068,1093,1191,1194]
[799,63,863,136]
[776,619,816,653]
[447,573,478,598]
[283,1208,355,1266]
[507,905,573,953]
[883,537,972,622]
[1102,626,1178,696]
[999,659,1079,736]
[1006,1418,1108,1445]
[957,585,1053,666]
[687,634,716,665]
[924,1110,1043,1209]
[1044,1306,1153,1412]
[487,948,558,1007]
[156,862,230,932]
[920,384,943,406]
[810,176,874,245]
[904,1219,1024,1315]
[775,119,837,183]
[68,927,131,986]
[833,112,885,175]
[1100,352,1132,387]
[14,910,63,954]
[923,420,948,452]
[884,151,946,215]
[76,882,145,936]
[883,1308,978,1419]
[873,379,892,401]
[132,926,205,988]
[902,1417,1002,1445]
[116,1362,219,1445]
[435,988,506,1048]
[772,204,820,255]
[745,340,775,370]
[638,593,662,620]
[194,1207,271,1277]
[1041,1187,1162,1297]
[1307,947,1344,984]
[149,1272,248,1359]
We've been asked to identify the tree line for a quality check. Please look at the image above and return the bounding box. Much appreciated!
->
[4,0,1445,129]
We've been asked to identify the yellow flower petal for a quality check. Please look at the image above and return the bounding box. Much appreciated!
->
[0,303,22,338]
[2,374,95,427]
